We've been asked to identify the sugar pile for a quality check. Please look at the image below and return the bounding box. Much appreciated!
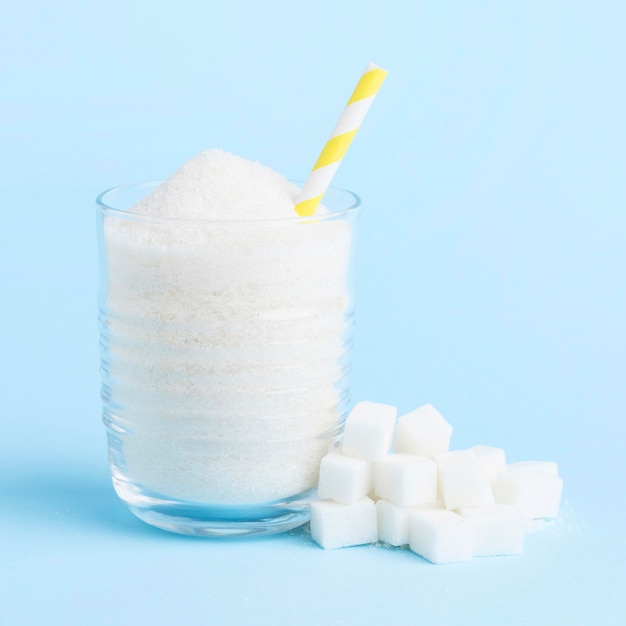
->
[310,402,563,562]
[132,149,302,220]
[101,149,356,504]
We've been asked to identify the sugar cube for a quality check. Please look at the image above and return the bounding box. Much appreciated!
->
[317,453,373,505]
[395,404,452,458]
[312,398,562,561]
[436,450,494,510]
[376,500,414,546]
[310,497,378,550]
[507,461,559,476]
[493,466,563,519]
[469,445,506,484]
[415,499,445,511]
[374,453,438,506]
[377,499,443,547]
[458,504,525,557]
[409,509,473,564]
[342,401,397,461]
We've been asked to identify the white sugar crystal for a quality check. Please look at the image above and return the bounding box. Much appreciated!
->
[409,509,473,564]
[374,453,438,506]
[342,401,397,461]
[395,404,452,458]
[317,453,373,505]
[469,445,507,484]
[133,149,300,220]
[458,504,525,557]
[310,497,378,550]
[507,461,559,477]
[437,450,494,510]
[493,467,563,519]
[103,149,355,503]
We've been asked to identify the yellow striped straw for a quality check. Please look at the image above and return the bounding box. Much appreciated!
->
[294,62,388,217]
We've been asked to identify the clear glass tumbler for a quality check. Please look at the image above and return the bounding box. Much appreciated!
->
[96,182,360,536]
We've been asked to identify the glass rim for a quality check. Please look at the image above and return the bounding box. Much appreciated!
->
[96,180,362,224]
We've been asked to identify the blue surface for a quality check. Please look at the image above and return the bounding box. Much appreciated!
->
[1,1,625,624]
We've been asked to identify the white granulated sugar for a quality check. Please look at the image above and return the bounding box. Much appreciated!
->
[133,149,301,220]
[104,150,355,503]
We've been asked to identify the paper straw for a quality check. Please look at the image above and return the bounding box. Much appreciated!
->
[294,62,388,217]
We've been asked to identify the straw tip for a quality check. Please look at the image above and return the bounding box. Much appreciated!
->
[366,61,388,75]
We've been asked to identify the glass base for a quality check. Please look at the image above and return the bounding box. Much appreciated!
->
[127,505,310,537]
[113,476,313,537]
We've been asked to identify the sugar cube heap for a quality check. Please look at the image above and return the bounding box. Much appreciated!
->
[310,402,563,563]
[102,149,355,504]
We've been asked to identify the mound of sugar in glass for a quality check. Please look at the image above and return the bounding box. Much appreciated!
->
[102,149,355,503]
[131,149,303,220]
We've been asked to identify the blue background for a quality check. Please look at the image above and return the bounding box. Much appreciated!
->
[1,1,624,624]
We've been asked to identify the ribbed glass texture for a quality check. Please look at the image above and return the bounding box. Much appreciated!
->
[96,182,360,536]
